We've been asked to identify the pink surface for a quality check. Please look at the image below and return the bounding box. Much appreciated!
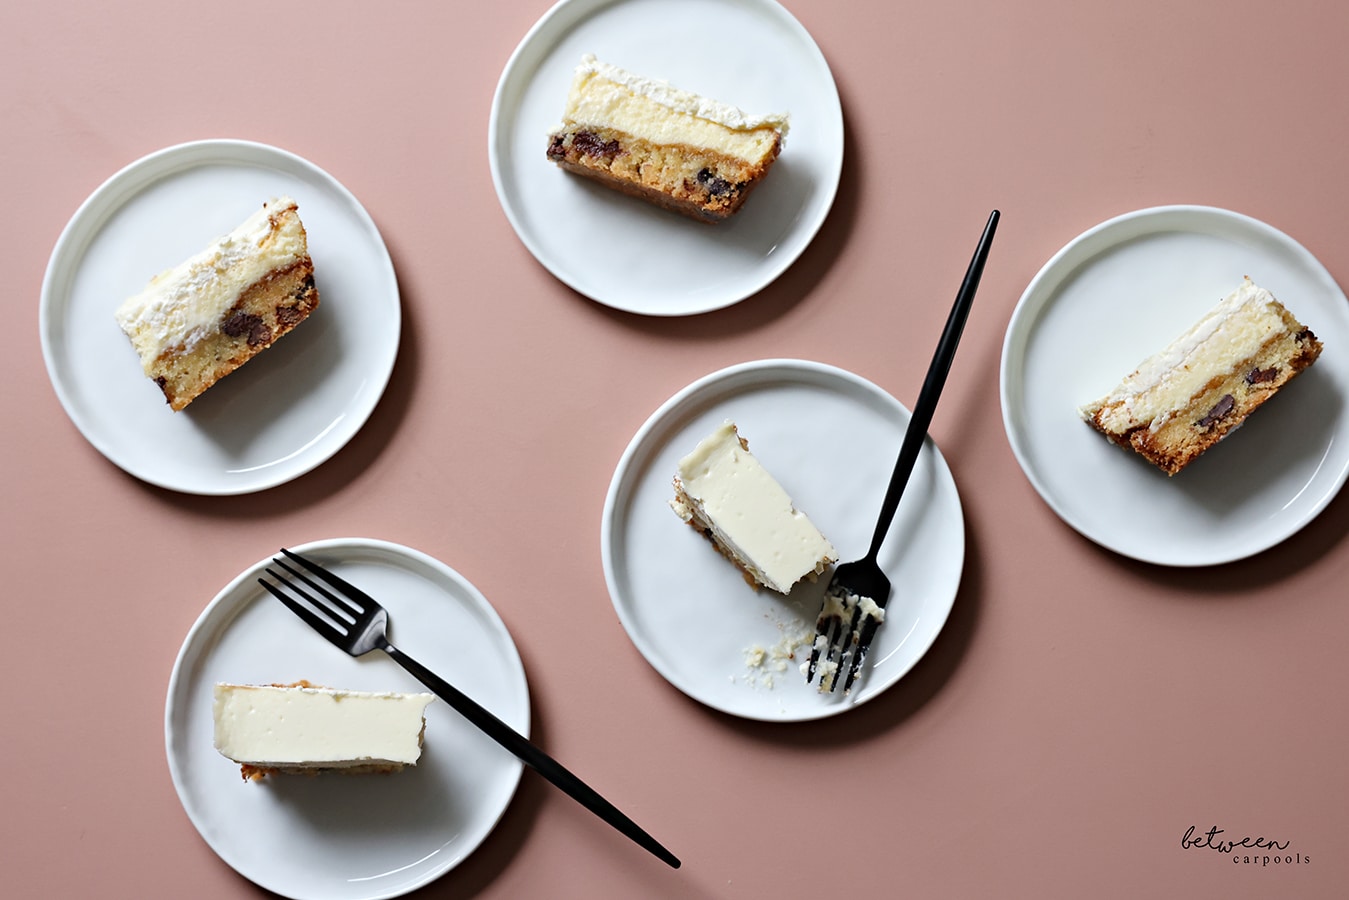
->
[4,0,1347,897]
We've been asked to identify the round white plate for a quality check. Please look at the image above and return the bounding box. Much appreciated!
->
[165,538,530,900]
[488,0,843,315]
[601,360,964,721]
[1000,205,1349,566]
[40,140,400,495]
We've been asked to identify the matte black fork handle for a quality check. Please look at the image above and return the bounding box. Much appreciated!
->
[867,209,999,559]
[380,640,681,869]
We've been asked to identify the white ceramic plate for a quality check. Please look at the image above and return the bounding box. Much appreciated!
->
[165,538,529,900]
[40,140,400,494]
[601,360,964,721]
[1000,205,1349,566]
[488,0,843,315]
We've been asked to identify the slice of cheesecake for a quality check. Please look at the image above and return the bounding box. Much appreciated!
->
[213,682,434,781]
[115,197,320,411]
[1079,278,1323,474]
[546,54,788,222]
[670,421,836,593]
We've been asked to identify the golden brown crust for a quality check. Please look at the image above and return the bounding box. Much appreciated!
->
[547,127,782,222]
[240,761,406,781]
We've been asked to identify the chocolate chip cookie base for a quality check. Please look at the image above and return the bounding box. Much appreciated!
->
[148,259,320,411]
[547,126,781,223]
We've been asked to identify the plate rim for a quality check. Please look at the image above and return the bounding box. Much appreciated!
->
[600,357,965,721]
[39,138,401,495]
[486,0,844,316]
[163,536,530,900]
[999,203,1349,566]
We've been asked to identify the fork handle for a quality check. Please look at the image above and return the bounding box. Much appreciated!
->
[868,209,998,559]
[380,641,681,869]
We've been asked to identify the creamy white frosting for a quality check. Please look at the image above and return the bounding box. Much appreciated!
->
[212,683,434,768]
[561,54,788,164]
[670,420,836,594]
[1081,278,1293,433]
[115,197,308,369]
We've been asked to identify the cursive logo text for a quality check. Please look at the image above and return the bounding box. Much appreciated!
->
[1182,825,1290,854]
[1182,825,1310,866]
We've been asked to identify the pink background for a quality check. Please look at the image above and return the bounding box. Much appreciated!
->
[4,0,1347,897]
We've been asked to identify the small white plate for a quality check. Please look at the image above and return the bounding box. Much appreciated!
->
[488,0,843,315]
[40,140,400,495]
[165,538,530,900]
[1000,205,1349,566]
[601,360,964,721]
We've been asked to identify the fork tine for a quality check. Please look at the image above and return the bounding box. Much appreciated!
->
[281,547,378,608]
[827,604,862,692]
[808,586,886,693]
[807,593,849,691]
[807,586,846,688]
[258,576,352,644]
[841,615,881,694]
[805,617,834,682]
[271,558,360,621]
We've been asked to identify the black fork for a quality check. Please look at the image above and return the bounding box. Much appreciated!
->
[806,211,998,694]
[259,547,680,869]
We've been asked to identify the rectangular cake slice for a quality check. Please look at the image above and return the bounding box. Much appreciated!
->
[1079,278,1323,475]
[213,682,434,781]
[670,421,837,593]
[115,197,320,411]
[546,54,788,222]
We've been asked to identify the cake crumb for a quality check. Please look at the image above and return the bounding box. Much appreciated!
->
[737,622,814,691]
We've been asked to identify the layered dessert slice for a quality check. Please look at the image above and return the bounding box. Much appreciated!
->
[670,421,837,593]
[213,682,434,781]
[546,54,788,222]
[115,197,320,411]
[1079,278,1323,475]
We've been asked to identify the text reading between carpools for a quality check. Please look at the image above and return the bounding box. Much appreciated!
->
[1181,825,1310,866]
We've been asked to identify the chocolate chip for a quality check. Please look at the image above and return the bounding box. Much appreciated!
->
[294,274,315,300]
[1296,327,1316,343]
[223,312,271,347]
[571,131,620,158]
[1198,393,1235,429]
[1246,366,1279,384]
[696,168,733,197]
[546,135,565,160]
[276,304,304,327]
[222,312,256,337]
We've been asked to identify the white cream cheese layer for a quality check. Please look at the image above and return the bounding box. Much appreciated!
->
[671,421,836,594]
[1081,279,1290,432]
[115,197,307,370]
[212,683,434,768]
[561,54,788,164]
